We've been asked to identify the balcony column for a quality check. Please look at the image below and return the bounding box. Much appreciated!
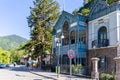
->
[114,56,120,80]
[91,57,99,80]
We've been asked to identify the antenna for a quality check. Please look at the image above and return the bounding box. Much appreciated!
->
[62,0,65,11]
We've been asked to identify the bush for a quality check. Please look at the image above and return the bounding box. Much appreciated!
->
[72,64,82,74]
[100,73,115,80]
[81,8,90,16]
[106,0,118,4]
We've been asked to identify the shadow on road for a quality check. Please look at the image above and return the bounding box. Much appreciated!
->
[30,71,57,80]
[8,65,29,72]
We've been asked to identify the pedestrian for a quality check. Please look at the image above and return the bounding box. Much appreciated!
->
[14,62,16,67]
[27,62,29,67]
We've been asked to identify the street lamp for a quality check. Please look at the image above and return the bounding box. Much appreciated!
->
[55,34,64,78]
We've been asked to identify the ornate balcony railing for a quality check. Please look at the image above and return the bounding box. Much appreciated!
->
[92,39,109,48]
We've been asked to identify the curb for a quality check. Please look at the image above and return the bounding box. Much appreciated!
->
[29,71,58,80]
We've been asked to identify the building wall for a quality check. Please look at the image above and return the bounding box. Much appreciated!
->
[88,9,120,75]
[87,47,117,75]
[52,11,87,69]
[88,11,120,49]
[87,0,120,76]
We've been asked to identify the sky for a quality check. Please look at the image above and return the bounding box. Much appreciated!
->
[0,0,83,39]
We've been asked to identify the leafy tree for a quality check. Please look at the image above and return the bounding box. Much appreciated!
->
[106,0,118,4]
[0,47,11,64]
[79,0,119,15]
[10,48,26,64]
[79,0,94,15]
[81,8,90,16]
[27,0,60,59]
[8,42,29,64]
[72,9,79,15]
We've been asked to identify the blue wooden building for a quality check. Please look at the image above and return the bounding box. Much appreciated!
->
[52,11,87,73]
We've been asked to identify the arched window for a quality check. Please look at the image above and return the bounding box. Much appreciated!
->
[78,30,81,42]
[78,30,86,44]
[63,21,69,45]
[98,27,107,40]
[98,27,108,47]
[70,30,75,44]
[81,30,86,44]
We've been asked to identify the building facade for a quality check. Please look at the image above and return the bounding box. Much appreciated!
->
[52,0,120,76]
[88,0,120,75]
[52,11,87,73]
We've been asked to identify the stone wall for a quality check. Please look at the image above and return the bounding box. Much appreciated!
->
[87,46,117,75]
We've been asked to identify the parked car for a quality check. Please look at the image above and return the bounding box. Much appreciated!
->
[6,64,12,68]
[0,64,5,68]
[6,63,14,68]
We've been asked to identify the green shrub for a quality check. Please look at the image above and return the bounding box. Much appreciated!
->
[81,8,90,16]
[72,64,82,74]
[100,73,115,80]
[106,0,118,4]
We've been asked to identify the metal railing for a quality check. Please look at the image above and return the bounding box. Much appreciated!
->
[92,39,109,48]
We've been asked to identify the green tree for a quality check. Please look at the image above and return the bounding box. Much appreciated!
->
[0,47,11,64]
[79,0,94,15]
[27,0,60,59]
[106,0,118,4]
[81,8,90,16]
[9,48,26,64]
[72,9,79,15]
[79,0,119,15]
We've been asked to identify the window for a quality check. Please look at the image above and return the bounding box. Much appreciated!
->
[70,30,75,44]
[63,21,69,45]
[79,30,86,44]
[98,27,107,40]
[62,54,69,64]
[98,27,108,47]
[81,30,86,44]
[98,56,107,70]
[79,30,81,42]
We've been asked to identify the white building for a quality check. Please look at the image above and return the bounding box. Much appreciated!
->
[87,0,120,74]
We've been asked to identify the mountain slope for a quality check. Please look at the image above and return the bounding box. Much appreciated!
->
[0,35,27,50]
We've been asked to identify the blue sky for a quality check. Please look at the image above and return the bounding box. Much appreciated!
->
[0,0,83,39]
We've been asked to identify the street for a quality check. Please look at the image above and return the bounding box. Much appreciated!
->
[0,65,91,80]
[0,65,54,80]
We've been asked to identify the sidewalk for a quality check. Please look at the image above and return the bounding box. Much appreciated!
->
[29,69,92,80]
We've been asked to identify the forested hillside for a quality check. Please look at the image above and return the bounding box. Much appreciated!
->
[0,35,27,50]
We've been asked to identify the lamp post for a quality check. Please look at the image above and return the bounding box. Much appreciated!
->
[55,34,64,78]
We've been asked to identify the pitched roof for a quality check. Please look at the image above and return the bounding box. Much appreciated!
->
[89,0,120,20]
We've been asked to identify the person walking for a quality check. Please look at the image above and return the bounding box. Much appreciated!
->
[13,62,16,67]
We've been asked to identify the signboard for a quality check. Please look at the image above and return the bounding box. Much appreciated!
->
[67,49,75,59]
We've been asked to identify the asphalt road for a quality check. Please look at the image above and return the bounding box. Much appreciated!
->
[0,65,53,80]
[0,65,91,80]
